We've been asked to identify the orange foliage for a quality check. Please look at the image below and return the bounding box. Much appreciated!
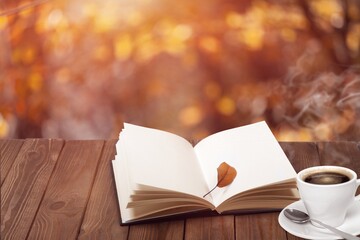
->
[1,0,360,140]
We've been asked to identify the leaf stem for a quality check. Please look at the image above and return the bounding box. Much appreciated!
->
[203,184,218,198]
[203,172,229,198]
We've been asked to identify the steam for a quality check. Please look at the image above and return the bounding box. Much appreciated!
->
[283,65,360,140]
[337,78,360,108]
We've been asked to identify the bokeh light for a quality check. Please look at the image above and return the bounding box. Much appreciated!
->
[1,0,360,140]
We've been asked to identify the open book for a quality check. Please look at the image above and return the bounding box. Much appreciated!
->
[112,121,299,224]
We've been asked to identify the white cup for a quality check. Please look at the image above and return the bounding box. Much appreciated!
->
[297,165,360,227]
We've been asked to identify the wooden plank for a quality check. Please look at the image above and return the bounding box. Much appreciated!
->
[78,139,129,240]
[184,216,234,240]
[317,141,360,197]
[1,139,64,240]
[128,220,184,240]
[279,142,320,172]
[27,140,104,240]
[286,234,303,240]
[236,213,286,239]
[0,139,24,185]
[317,141,360,171]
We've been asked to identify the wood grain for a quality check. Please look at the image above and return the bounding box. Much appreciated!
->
[27,140,104,240]
[317,141,360,171]
[0,139,24,185]
[236,212,286,239]
[279,142,320,172]
[1,139,64,240]
[185,216,234,240]
[2,140,359,240]
[128,220,184,240]
[78,139,129,240]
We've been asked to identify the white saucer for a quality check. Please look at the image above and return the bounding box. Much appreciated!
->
[278,200,360,239]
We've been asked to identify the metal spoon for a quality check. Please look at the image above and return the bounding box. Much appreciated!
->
[284,208,360,240]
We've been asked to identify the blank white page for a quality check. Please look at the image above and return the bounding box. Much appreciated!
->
[194,121,297,207]
[121,123,209,199]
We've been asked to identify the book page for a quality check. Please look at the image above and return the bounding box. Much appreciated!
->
[112,140,134,223]
[121,123,210,199]
[194,121,297,207]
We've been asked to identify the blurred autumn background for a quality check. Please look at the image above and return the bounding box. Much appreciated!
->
[1,0,360,141]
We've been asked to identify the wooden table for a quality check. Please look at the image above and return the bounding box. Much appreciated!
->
[1,140,360,240]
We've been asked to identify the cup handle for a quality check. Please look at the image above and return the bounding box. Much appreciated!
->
[356,179,360,201]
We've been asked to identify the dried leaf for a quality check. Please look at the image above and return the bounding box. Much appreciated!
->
[203,162,237,198]
[217,162,237,187]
